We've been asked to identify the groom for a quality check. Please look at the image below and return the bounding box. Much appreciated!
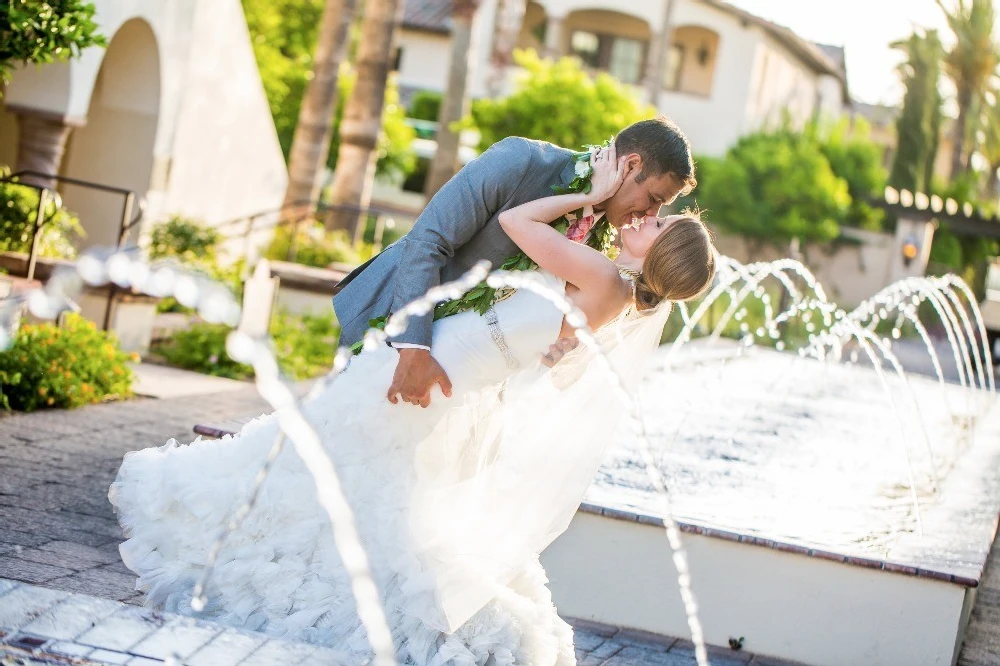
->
[333,116,696,407]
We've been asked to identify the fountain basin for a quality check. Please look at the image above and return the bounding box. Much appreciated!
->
[541,342,1000,666]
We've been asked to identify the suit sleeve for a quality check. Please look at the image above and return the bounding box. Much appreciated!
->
[388,136,535,347]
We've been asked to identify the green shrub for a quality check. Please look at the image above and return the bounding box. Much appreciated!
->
[0,314,136,411]
[153,311,339,381]
[264,220,360,267]
[146,216,242,312]
[153,323,253,380]
[464,49,656,151]
[691,127,849,251]
[0,168,85,259]
[408,90,443,122]
[270,311,338,380]
[148,215,222,262]
[812,118,888,232]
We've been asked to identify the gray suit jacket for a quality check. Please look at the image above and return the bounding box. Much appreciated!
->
[333,136,577,348]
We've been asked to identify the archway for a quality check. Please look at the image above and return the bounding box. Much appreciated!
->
[666,25,720,97]
[60,18,160,250]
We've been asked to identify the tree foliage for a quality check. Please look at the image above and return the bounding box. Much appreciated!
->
[465,49,656,151]
[693,127,851,249]
[936,0,999,177]
[889,30,944,193]
[0,0,106,86]
[811,118,888,232]
[241,0,413,179]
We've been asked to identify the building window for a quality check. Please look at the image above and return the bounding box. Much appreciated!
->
[663,44,685,90]
[392,47,404,72]
[570,31,601,68]
[610,38,644,85]
[570,30,648,85]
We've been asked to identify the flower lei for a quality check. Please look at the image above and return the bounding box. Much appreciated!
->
[350,141,616,354]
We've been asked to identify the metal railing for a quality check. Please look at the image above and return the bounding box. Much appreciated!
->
[0,170,145,329]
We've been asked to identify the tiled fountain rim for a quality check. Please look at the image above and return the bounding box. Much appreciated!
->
[578,500,992,588]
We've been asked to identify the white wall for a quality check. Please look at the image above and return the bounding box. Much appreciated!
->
[157,0,286,228]
[745,33,822,132]
[2,0,286,248]
[655,2,761,157]
[542,513,971,666]
[397,31,455,93]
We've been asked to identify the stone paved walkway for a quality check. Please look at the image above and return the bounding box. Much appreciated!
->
[2,370,991,666]
[0,381,271,604]
[957,521,1000,666]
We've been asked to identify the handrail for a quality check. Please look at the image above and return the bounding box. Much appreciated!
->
[0,170,145,329]
[3,170,142,197]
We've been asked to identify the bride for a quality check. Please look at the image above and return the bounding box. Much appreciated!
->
[109,145,717,665]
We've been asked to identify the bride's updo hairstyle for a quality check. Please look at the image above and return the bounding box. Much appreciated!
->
[635,213,716,311]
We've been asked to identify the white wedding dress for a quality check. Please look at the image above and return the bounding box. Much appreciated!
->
[110,272,586,665]
[111,267,670,665]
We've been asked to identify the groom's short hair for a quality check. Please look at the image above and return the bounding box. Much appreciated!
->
[615,117,697,195]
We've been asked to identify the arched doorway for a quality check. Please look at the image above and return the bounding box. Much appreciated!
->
[60,18,160,250]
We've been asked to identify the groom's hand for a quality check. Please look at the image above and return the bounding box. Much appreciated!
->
[388,348,453,408]
[541,337,579,367]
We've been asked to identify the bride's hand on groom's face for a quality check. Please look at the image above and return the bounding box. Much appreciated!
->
[587,144,627,205]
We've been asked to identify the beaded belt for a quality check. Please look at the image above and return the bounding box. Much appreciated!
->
[485,305,521,370]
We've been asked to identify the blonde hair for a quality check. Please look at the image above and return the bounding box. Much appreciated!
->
[635,214,716,311]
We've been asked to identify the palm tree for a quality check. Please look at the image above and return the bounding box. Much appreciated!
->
[936,0,999,179]
[326,0,405,237]
[980,94,1000,199]
[889,30,944,193]
[282,0,359,210]
[484,0,526,98]
[425,0,482,199]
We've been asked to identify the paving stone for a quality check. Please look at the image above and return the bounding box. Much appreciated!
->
[127,616,219,660]
[588,639,626,661]
[97,560,134,576]
[76,607,166,652]
[89,648,133,664]
[127,658,166,666]
[602,645,684,665]
[38,540,122,566]
[9,547,96,571]
[47,641,94,658]
[20,592,122,641]
[573,628,609,652]
[46,570,137,602]
[0,530,51,549]
[0,555,73,584]
[0,584,66,630]
[186,631,265,666]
